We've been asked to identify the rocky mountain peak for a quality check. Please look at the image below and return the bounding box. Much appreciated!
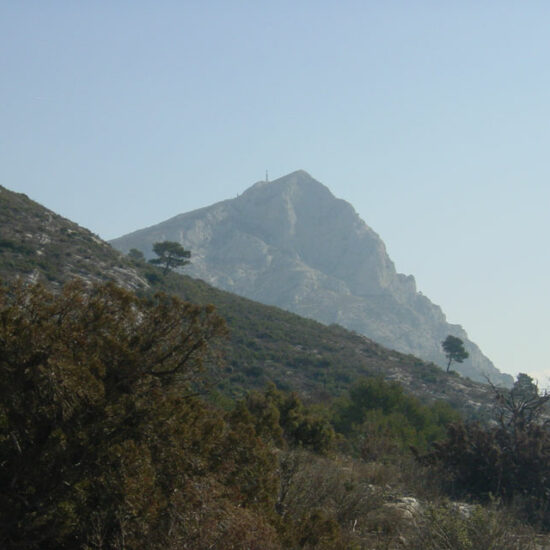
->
[111,172,512,386]
[228,171,392,294]
[245,169,340,202]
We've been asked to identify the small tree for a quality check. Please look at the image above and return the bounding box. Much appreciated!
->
[489,373,550,434]
[149,241,191,274]
[441,335,469,373]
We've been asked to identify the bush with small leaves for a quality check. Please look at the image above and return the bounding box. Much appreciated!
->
[0,280,283,549]
[403,502,538,550]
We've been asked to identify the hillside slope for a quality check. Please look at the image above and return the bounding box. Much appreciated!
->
[111,171,511,386]
[0,184,502,415]
[0,186,146,290]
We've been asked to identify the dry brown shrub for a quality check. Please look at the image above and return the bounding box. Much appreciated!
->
[402,502,539,550]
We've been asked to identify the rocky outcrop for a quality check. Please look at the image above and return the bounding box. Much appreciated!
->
[111,171,512,386]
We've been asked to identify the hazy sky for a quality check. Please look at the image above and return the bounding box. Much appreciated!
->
[2,2,550,383]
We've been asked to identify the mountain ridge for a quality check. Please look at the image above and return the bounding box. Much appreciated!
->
[0,181,509,416]
[111,171,512,386]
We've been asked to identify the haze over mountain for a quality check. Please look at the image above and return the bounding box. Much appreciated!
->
[0,182,502,413]
[111,171,511,386]
[4,181,539,548]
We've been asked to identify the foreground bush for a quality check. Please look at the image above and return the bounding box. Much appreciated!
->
[331,377,460,458]
[422,374,550,529]
[403,502,538,550]
[0,280,280,549]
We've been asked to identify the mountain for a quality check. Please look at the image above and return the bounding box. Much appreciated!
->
[111,170,512,386]
[3,184,542,550]
[0,183,505,416]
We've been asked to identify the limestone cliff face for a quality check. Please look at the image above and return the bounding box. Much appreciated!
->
[111,171,511,385]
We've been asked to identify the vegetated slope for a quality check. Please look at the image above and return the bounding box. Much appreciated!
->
[0,186,146,290]
[110,170,512,387]
[157,271,496,417]
[0,184,497,416]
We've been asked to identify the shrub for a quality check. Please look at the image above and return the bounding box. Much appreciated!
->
[403,502,538,550]
[421,374,550,529]
[0,280,282,549]
[331,377,459,456]
[239,384,336,453]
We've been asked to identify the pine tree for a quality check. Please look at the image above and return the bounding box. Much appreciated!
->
[149,241,191,274]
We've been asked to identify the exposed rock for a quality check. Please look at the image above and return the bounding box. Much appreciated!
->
[383,496,422,521]
[111,170,512,386]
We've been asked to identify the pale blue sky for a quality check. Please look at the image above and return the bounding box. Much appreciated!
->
[2,2,550,383]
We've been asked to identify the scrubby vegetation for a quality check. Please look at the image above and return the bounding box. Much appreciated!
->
[0,184,499,418]
[2,187,549,547]
[140,267,495,418]
[421,373,550,530]
[0,186,145,289]
[332,377,460,457]
[1,279,548,548]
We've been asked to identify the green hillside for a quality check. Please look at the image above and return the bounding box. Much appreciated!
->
[139,265,499,417]
[0,185,496,416]
[0,186,146,290]
[2,185,548,548]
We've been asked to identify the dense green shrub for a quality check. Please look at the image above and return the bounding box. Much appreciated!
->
[0,280,281,549]
[238,384,336,453]
[423,374,550,529]
[331,377,460,456]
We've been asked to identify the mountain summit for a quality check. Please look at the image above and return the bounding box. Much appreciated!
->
[111,171,511,385]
